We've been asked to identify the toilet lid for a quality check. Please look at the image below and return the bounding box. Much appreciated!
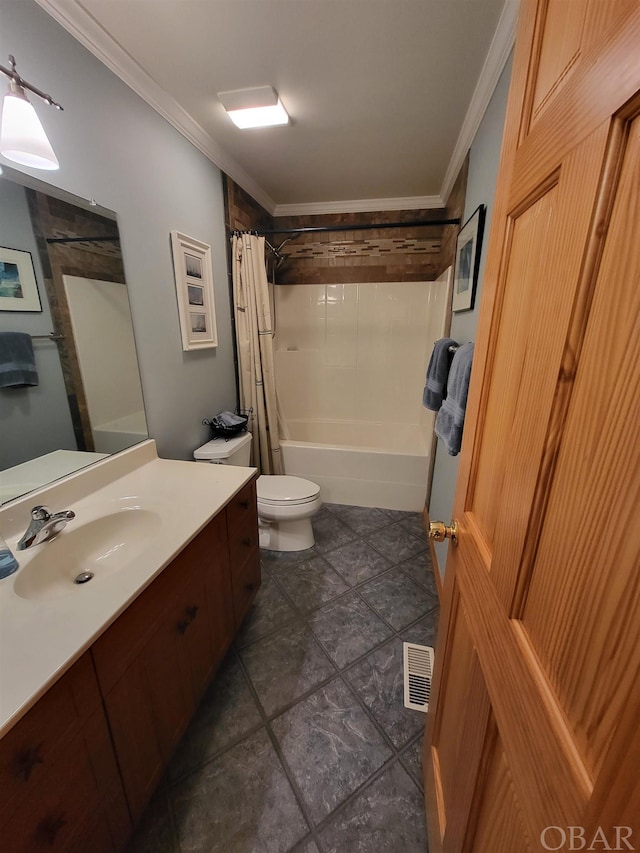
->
[257,475,320,506]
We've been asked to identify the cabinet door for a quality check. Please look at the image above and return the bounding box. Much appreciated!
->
[0,653,130,852]
[226,480,259,570]
[95,516,237,822]
[99,572,199,821]
[181,512,234,698]
[102,654,166,824]
[232,549,261,628]
[226,479,261,628]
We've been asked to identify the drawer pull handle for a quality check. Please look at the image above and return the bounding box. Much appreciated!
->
[13,743,44,781]
[241,537,252,547]
[36,812,67,846]
[178,604,200,634]
[239,499,249,510]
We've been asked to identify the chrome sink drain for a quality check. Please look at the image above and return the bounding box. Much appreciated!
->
[74,571,94,585]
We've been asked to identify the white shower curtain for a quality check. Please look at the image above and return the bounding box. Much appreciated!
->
[232,234,283,474]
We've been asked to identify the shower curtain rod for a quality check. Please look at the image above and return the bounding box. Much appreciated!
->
[233,217,460,237]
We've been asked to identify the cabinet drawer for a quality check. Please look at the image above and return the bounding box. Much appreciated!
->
[226,479,259,570]
[0,653,102,815]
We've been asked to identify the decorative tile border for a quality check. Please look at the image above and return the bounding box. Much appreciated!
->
[284,237,441,261]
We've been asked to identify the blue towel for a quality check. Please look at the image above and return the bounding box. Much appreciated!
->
[435,342,474,455]
[423,338,458,411]
[0,332,39,388]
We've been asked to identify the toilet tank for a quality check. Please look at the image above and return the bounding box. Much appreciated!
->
[193,432,252,466]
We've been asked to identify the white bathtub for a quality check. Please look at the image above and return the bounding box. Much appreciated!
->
[92,410,148,454]
[279,419,429,511]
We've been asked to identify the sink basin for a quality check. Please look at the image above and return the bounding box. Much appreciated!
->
[13,509,163,601]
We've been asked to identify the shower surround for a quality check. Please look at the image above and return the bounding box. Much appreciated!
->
[274,279,450,510]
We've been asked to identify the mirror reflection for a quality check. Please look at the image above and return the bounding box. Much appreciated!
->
[0,167,148,504]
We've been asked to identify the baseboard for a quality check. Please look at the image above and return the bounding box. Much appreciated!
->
[422,507,442,602]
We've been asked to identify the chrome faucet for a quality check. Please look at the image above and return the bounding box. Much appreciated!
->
[17,505,76,550]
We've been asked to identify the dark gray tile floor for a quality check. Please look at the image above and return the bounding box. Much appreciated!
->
[128,503,439,853]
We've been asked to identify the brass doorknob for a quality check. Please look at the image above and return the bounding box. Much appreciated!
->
[428,520,458,545]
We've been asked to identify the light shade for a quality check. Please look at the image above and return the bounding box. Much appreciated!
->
[218,86,289,129]
[0,92,59,170]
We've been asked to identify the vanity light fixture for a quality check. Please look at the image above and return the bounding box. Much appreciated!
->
[0,55,63,170]
[218,86,289,129]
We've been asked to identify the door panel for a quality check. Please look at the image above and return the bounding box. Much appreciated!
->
[471,187,558,544]
[433,595,486,826]
[425,0,640,849]
[454,538,591,837]
[530,0,589,128]
[522,112,640,779]
[582,0,636,54]
[469,738,533,853]
[427,582,491,852]
[470,123,609,605]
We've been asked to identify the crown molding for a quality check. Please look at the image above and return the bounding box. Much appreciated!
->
[439,0,518,204]
[34,0,277,214]
[273,195,445,217]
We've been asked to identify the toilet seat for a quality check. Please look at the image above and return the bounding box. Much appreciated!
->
[257,475,320,507]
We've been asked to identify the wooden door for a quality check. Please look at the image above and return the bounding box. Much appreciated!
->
[425,1,640,850]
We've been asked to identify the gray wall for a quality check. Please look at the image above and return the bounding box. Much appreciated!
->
[0,0,237,460]
[0,181,77,467]
[429,53,513,577]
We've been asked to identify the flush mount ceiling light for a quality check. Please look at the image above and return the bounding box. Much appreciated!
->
[218,86,289,129]
[0,55,63,171]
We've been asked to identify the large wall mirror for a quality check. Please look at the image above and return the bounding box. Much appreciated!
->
[0,166,148,504]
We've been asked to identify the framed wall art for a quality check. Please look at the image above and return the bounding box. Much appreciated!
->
[170,231,218,350]
[452,205,485,313]
[0,247,42,312]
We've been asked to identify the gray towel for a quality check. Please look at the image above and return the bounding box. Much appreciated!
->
[0,332,39,388]
[435,342,474,455]
[423,338,458,411]
[217,411,246,427]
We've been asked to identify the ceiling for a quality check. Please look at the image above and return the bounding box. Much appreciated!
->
[38,0,515,215]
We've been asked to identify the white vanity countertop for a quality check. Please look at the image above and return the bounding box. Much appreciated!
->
[0,440,257,737]
[0,449,109,504]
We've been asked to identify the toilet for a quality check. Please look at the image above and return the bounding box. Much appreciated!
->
[193,432,321,551]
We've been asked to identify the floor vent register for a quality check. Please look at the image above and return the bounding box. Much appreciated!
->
[403,643,434,712]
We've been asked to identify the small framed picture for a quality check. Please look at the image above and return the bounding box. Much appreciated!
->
[0,247,42,312]
[190,312,207,333]
[187,284,204,306]
[452,205,485,313]
[185,253,202,280]
[170,231,218,350]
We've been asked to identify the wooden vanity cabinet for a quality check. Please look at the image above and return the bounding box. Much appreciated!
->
[0,478,260,847]
[0,652,130,852]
